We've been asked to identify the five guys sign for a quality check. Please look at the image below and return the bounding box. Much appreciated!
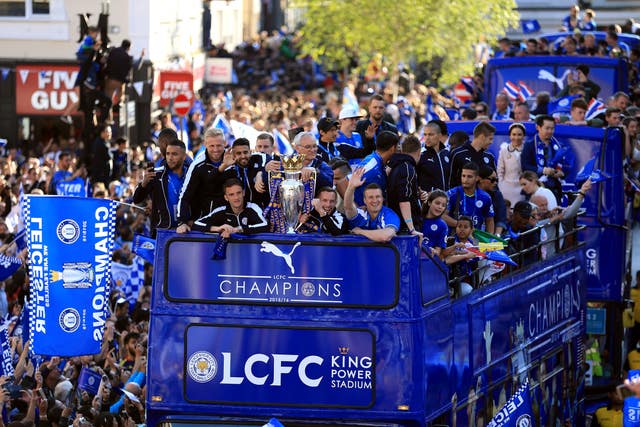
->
[15,65,79,115]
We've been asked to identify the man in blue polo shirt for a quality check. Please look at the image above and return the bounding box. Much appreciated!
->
[443,161,495,233]
[353,130,398,206]
[344,167,399,243]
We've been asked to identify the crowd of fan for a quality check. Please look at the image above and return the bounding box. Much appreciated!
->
[0,6,640,427]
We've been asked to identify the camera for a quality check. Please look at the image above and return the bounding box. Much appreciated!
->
[3,383,22,399]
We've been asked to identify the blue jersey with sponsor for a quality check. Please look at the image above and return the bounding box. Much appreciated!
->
[336,131,364,166]
[447,186,494,230]
[421,217,448,250]
[349,206,400,231]
[354,152,386,206]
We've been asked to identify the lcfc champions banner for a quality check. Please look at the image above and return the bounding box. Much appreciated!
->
[185,325,374,407]
[23,196,116,356]
[165,238,399,307]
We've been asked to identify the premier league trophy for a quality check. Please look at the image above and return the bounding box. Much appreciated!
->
[279,154,306,233]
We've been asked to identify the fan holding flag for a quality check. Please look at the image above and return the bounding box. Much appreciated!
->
[558,98,604,127]
[532,178,591,259]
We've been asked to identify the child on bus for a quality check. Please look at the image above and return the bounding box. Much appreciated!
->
[445,216,479,296]
[420,190,449,258]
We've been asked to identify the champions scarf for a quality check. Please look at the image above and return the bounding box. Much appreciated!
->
[487,380,533,427]
[0,326,14,377]
[23,196,116,356]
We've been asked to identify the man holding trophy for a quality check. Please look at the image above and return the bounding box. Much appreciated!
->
[262,132,333,233]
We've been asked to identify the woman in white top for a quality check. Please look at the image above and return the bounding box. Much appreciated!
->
[497,122,526,206]
[519,170,558,210]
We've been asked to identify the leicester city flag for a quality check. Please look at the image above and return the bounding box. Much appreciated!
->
[78,366,102,395]
[132,234,155,264]
[521,19,541,34]
[23,196,116,356]
[0,254,22,281]
[0,326,14,377]
[487,380,533,427]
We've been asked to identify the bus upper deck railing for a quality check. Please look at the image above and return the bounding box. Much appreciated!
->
[444,208,586,298]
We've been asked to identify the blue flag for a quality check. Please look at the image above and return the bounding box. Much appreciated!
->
[487,380,533,427]
[576,157,611,183]
[262,418,285,427]
[78,366,102,395]
[132,234,155,264]
[0,326,14,377]
[548,95,579,115]
[21,305,29,346]
[521,19,541,34]
[212,114,234,145]
[0,254,22,281]
[486,249,518,267]
[14,229,27,252]
[624,396,640,426]
[273,129,293,156]
[24,196,116,356]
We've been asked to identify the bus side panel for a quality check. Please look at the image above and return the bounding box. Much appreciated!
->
[147,234,427,425]
[423,305,454,421]
[452,250,586,426]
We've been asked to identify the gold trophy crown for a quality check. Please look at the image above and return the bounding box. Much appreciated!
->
[282,154,305,171]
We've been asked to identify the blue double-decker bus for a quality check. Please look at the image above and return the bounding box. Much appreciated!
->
[145,125,627,427]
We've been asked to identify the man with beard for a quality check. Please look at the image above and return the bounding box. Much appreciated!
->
[355,94,398,158]
[133,139,188,235]
[222,138,268,208]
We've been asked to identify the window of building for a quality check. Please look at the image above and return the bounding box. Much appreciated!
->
[0,0,49,17]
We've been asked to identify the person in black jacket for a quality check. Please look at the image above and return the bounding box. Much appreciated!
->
[297,187,349,235]
[418,120,451,192]
[221,138,269,208]
[354,94,398,158]
[176,127,231,233]
[90,123,113,186]
[387,135,423,234]
[191,178,269,236]
[104,39,134,122]
[132,140,187,236]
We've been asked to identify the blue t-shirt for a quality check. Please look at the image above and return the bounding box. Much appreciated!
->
[50,170,71,194]
[447,187,494,231]
[166,169,186,226]
[421,217,448,250]
[349,206,400,231]
[354,152,386,206]
[336,131,364,166]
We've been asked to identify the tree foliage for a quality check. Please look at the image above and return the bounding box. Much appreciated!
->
[291,0,519,85]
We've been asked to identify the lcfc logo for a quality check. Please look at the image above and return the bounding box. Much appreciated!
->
[516,414,531,427]
[59,308,80,333]
[57,219,80,244]
[187,351,218,383]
